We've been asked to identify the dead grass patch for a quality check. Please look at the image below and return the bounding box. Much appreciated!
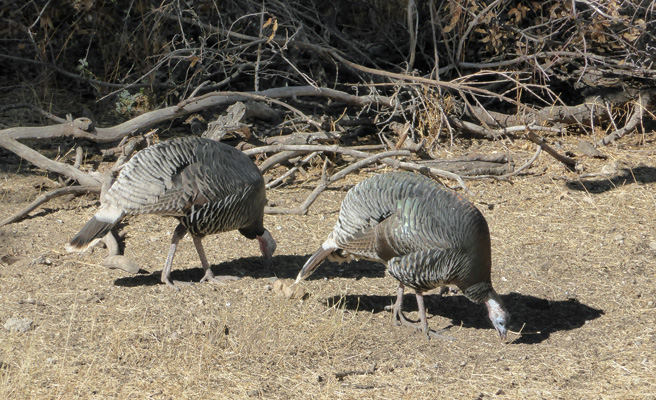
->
[1,136,656,399]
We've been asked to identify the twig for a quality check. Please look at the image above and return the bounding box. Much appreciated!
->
[0,185,100,227]
[73,147,84,169]
[265,150,410,215]
[468,144,542,181]
[454,118,564,140]
[386,160,468,191]
[232,92,323,130]
[0,103,67,123]
[0,136,102,186]
[266,151,319,189]
[2,86,395,143]
[501,145,542,178]
[526,131,577,170]
[455,0,503,71]
[0,54,171,90]
[335,362,377,380]
[598,92,650,146]
[406,0,417,72]
[245,143,467,189]
[112,136,148,172]
[328,50,532,111]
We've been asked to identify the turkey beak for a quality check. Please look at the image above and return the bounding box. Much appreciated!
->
[496,326,507,341]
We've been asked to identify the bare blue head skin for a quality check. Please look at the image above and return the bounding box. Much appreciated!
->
[485,291,509,340]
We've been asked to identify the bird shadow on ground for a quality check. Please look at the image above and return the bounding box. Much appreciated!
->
[566,165,656,194]
[113,255,386,287]
[323,291,603,344]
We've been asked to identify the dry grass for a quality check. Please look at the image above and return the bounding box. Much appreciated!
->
[1,135,656,399]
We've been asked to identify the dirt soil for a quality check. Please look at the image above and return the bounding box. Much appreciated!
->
[1,135,655,399]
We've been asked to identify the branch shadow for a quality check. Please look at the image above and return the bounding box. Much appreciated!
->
[566,165,656,194]
[113,254,386,287]
[323,291,603,344]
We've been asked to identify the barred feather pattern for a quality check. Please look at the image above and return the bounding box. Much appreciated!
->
[104,136,266,237]
[329,171,492,301]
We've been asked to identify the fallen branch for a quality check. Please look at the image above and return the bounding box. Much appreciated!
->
[526,131,577,170]
[598,92,650,145]
[0,136,102,186]
[259,150,306,173]
[0,87,393,189]
[245,143,468,189]
[266,151,320,189]
[265,150,411,215]
[334,363,377,380]
[1,86,395,143]
[452,118,564,140]
[0,185,100,227]
[501,145,542,178]
[418,153,510,177]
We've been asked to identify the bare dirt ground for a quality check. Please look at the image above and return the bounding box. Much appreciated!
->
[1,135,655,399]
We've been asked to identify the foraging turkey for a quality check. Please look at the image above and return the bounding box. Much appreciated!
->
[295,171,509,340]
[67,136,276,289]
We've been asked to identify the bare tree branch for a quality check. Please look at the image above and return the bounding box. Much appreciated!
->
[1,86,395,143]
[0,185,100,227]
[526,131,577,170]
[265,150,411,215]
[599,92,651,146]
[0,136,102,186]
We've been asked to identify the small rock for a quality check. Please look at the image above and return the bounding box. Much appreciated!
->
[272,279,284,291]
[263,284,273,291]
[30,255,52,266]
[272,279,308,300]
[648,241,656,250]
[0,255,28,266]
[86,293,105,303]
[601,162,618,175]
[102,255,140,274]
[247,389,262,397]
[4,318,34,333]
[577,140,606,159]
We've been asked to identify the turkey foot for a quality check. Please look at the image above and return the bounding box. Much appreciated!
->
[199,269,241,284]
[387,286,454,340]
[161,274,194,291]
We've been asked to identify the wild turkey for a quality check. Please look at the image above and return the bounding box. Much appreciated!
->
[67,136,276,289]
[295,171,509,340]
